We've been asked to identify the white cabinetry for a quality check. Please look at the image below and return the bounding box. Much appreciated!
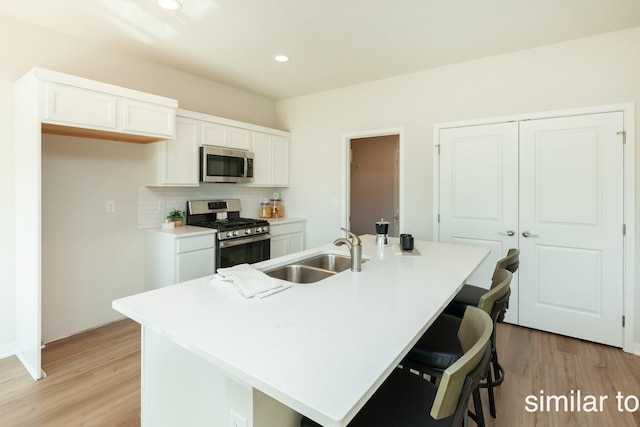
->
[44,82,116,129]
[43,81,176,140]
[269,220,305,258]
[145,116,199,186]
[166,109,290,187]
[13,67,179,380]
[251,132,289,186]
[145,229,216,290]
[228,127,252,150]
[201,121,251,150]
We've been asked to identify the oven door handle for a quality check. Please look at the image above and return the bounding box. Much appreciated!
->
[219,233,271,248]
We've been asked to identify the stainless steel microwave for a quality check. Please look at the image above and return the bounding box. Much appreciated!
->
[200,145,254,183]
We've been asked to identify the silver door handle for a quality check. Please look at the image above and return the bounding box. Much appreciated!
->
[522,231,539,238]
[498,230,515,236]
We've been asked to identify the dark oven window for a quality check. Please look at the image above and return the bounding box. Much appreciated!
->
[219,238,270,269]
[206,154,245,178]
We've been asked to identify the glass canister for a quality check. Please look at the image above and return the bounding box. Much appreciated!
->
[259,201,272,218]
[270,193,284,218]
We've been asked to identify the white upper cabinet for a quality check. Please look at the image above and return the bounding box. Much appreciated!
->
[38,70,177,142]
[201,121,252,150]
[146,109,290,187]
[44,82,117,129]
[201,121,227,147]
[270,135,289,186]
[121,98,176,137]
[228,127,252,150]
[251,132,289,187]
[146,116,199,187]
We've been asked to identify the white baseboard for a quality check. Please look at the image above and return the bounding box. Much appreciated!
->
[634,342,640,356]
[0,342,16,360]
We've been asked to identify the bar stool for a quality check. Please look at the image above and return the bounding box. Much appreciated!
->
[402,269,512,422]
[301,307,493,427]
[445,249,519,390]
[445,248,519,320]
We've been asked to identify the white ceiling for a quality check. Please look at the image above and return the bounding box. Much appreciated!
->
[2,0,640,100]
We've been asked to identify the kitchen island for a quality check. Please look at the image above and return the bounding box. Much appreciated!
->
[113,235,488,427]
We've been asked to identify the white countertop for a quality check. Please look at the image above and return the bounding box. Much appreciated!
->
[144,225,216,237]
[113,235,488,427]
[266,217,306,225]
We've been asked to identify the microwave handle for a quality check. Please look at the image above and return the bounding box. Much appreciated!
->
[246,157,254,179]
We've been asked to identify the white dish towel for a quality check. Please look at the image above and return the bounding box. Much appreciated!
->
[211,264,291,298]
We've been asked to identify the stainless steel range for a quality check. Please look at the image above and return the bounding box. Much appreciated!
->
[186,199,270,269]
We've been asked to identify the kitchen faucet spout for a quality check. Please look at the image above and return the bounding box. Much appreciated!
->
[333,228,362,272]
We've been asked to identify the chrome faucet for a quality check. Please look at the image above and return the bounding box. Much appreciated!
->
[333,227,362,272]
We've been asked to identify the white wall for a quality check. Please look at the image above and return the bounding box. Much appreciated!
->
[41,135,146,343]
[276,28,640,343]
[0,14,279,355]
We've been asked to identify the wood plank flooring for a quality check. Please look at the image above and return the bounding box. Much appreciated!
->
[482,323,640,426]
[0,319,639,426]
[0,320,140,426]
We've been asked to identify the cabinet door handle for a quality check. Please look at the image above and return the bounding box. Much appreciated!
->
[498,230,515,236]
[521,231,539,238]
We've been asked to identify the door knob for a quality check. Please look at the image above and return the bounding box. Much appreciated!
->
[498,230,515,236]
[522,231,539,238]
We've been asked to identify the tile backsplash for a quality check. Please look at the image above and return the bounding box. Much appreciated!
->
[138,186,280,229]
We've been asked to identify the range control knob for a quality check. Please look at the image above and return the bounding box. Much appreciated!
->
[226,232,233,238]
[233,230,239,236]
[245,229,251,235]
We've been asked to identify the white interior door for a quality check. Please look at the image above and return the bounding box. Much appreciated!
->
[439,122,520,323]
[518,112,624,347]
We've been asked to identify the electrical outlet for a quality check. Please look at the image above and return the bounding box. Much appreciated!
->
[106,200,116,213]
[229,410,247,427]
[157,200,166,211]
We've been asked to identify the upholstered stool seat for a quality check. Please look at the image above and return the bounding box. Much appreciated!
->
[445,285,487,318]
[407,313,463,371]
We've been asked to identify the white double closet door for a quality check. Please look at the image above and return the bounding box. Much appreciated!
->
[438,111,624,347]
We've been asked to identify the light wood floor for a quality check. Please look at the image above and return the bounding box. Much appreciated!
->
[1,319,639,426]
[0,320,140,426]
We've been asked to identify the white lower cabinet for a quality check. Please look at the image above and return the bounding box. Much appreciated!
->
[269,220,305,258]
[145,229,216,290]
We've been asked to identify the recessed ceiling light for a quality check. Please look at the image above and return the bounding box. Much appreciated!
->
[158,0,182,10]
[274,55,290,63]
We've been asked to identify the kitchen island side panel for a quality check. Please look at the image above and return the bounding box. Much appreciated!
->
[141,326,256,427]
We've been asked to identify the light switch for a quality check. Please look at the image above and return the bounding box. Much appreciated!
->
[106,201,116,213]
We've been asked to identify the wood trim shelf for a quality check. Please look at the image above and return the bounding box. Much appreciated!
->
[42,123,167,144]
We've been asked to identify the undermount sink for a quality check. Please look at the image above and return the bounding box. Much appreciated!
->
[297,253,354,273]
[264,253,368,284]
[264,264,336,284]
